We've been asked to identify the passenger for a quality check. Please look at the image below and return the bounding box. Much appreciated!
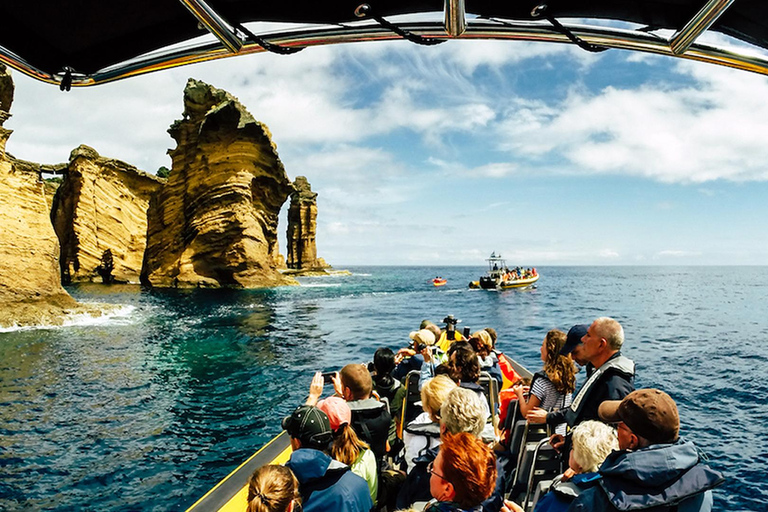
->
[424,432,497,512]
[393,329,435,381]
[419,342,448,389]
[501,420,617,512]
[333,363,392,465]
[371,347,407,444]
[482,328,498,353]
[559,324,590,369]
[316,396,378,504]
[527,317,635,455]
[469,330,503,389]
[247,464,301,512]
[283,405,373,512]
[470,331,495,368]
[512,329,576,434]
[570,389,725,511]
[447,342,494,442]
[396,388,506,512]
[403,375,457,473]
[426,323,443,343]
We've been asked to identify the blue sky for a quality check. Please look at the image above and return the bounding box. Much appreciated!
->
[6,32,768,265]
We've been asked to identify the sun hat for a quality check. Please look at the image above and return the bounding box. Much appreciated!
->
[561,324,589,355]
[409,328,436,346]
[316,396,352,432]
[420,319,435,329]
[598,388,680,444]
[281,405,333,449]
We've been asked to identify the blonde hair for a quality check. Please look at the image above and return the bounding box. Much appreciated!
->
[247,465,300,512]
[470,330,493,351]
[440,387,485,437]
[330,424,370,466]
[421,375,457,420]
[571,420,618,473]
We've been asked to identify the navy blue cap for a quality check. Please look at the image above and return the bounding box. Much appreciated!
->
[561,324,589,355]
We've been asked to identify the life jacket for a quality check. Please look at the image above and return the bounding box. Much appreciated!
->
[348,398,392,463]
[564,354,635,426]
[437,330,463,352]
[404,420,441,459]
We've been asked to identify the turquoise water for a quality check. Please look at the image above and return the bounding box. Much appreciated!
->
[1,266,766,511]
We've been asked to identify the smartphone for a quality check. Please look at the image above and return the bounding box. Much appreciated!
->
[463,326,471,338]
[321,371,336,384]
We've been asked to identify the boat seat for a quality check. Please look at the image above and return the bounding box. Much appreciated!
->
[507,422,550,495]
[479,371,500,424]
[397,370,421,439]
[514,439,562,510]
[529,479,554,512]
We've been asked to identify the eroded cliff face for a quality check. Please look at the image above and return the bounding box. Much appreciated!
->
[0,64,81,327]
[287,176,322,270]
[51,145,164,284]
[141,79,295,288]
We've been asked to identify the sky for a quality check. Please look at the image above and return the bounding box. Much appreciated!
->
[5,27,768,266]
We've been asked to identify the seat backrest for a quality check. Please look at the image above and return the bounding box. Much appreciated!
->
[529,479,554,512]
[520,440,562,510]
[478,371,500,425]
[397,370,421,439]
[508,422,551,497]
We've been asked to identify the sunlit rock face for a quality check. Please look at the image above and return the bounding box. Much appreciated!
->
[141,79,295,288]
[0,64,80,327]
[51,145,164,284]
[286,176,321,270]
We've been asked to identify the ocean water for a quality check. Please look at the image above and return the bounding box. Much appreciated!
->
[1,266,766,511]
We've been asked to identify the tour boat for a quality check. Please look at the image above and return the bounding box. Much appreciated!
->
[470,253,539,290]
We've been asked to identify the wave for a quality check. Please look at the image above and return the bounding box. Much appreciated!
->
[299,283,343,288]
[0,304,137,333]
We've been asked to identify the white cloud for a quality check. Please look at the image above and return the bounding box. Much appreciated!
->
[496,61,768,183]
[599,249,620,259]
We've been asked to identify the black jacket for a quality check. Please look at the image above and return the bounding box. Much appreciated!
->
[546,352,635,428]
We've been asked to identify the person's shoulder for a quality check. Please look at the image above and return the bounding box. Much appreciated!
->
[566,485,613,512]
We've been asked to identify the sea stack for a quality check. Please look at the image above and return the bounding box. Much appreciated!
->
[0,64,80,327]
[51,145,164,284]
[286,176,322,270]
[141,79,295,288]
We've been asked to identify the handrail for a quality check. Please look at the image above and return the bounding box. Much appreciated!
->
[2,18,768,88]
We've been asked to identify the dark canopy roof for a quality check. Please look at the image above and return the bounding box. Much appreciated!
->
[2,1,768,87]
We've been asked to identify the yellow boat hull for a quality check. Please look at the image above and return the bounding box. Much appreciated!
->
[497,275,539,289]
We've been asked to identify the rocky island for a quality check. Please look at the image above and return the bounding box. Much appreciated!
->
[140,79,297,288]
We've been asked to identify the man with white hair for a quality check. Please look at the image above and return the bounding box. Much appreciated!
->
[528,317,635,453]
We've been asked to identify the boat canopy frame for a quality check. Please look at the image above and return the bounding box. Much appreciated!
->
[2,1,768,88]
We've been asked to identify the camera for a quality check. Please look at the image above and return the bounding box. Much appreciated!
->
[442,315,460,327]
[415,342,428,352]
[321,371,336,384]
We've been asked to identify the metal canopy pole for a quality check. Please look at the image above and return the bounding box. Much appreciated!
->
[178,0,243,53]
[444,0,466,37]
[670,0,736,55]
